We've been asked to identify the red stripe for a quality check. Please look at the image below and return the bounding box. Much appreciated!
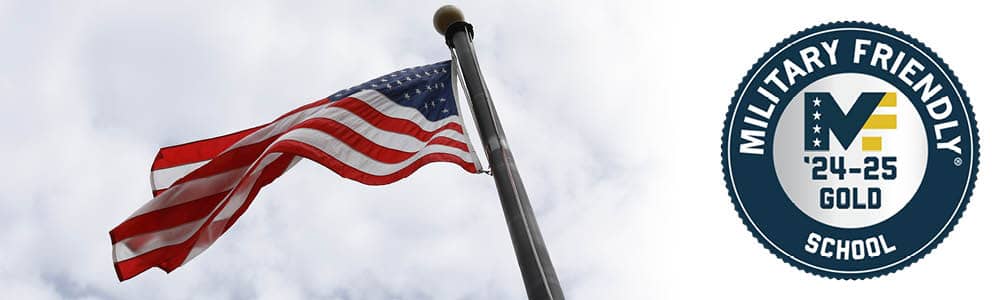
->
[160,100,468,190]
[151,125,263,171]
[110,190,230,243]
[269,139,477,185]
[114,154,297,281]
[162,135,281,190]
[333,97,464,141]
[150,98,330,171]
[291,118,469,164]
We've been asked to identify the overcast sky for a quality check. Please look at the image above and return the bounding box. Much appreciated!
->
[1,1,998,299]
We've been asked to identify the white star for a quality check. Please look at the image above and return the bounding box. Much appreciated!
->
[429,100,435,107]
[442,108,449,113]
[424,71,431,76]
[415,88,422,94]
[812,97,822,107]
[433,69,440,74]
[423,103,429,110]
[426,84,433,90]
[812,111,822,120]
[404,92,410,99]
[415,73,422,78]
[395,80,402,85]
[812,124,821,133]
[812,138,822,147]
[439,98,446,102]
[405,76,412,81]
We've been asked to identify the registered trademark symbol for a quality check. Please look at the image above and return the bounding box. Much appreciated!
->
[954,157,963,166]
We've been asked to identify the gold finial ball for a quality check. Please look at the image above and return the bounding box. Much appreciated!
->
[433,5,465,35]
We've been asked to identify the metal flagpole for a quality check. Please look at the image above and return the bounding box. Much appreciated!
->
[433,5,565,300]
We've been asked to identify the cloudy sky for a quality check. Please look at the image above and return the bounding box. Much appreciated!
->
[0,0,997,299]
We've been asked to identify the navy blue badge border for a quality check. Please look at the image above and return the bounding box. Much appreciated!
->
[721,21,980,279]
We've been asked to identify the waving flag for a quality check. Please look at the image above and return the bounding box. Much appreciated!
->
[110,60,482,281]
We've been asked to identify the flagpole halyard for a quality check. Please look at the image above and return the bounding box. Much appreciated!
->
[435,5,565,300]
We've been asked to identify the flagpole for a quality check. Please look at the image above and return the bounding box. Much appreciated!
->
[434,5,565,300]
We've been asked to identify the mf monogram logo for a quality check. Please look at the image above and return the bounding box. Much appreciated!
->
[804,92,896,152]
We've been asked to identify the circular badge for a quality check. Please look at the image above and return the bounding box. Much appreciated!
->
[721,22,979,279]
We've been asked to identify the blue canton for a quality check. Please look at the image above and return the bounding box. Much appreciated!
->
[328,60,457,122]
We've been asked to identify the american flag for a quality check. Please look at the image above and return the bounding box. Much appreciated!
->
[109,60,482,281]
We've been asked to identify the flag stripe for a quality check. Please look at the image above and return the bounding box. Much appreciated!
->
[133,164,253,217]
[115,133,477,264]
[151,160,210,192]
[114,153,297,280]
[150,125,263,171]
[268,139,477,185]
[334,96,465,139]
[129,122,472,242]
[110,190,229,243]
[112,60,482,281]
[150,94,468,193]
[149,98,328,171]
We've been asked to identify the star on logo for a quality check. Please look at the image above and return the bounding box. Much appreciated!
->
[812,124,822,133]
[812,97,822,107]
[812,111,822,120]
[812,138,822,147]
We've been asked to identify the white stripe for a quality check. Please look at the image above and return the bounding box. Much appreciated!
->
[275,127,476,176]
[352,89,462,131]
[150,160,209,191]
[208,127,477,226]
[223,104,331,153]
[114,153,285,262]
[314,106,471,152]
[137,99,472,219]
[113,219,203,261]
[130,155,280,218]
[224,91,462,153]
[146,104,468,193]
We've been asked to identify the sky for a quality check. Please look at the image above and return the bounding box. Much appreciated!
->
[0,0,997,299]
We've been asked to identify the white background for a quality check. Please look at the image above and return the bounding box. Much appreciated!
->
[0,0,996,299]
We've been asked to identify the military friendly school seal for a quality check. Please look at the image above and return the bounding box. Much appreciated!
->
[721,22,979,279]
